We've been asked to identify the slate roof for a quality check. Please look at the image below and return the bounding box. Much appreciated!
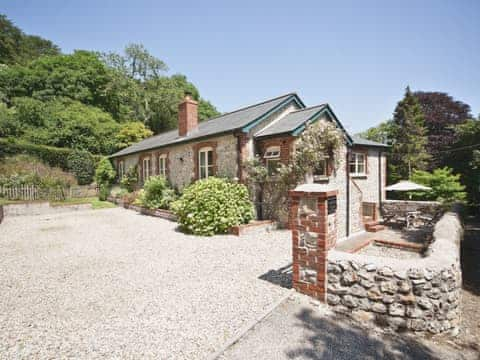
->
[254,104,327,138]
[111,93,300,157]
[351,135,389,148]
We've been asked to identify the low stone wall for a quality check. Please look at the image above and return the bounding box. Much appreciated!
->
[3,202,92,216]
[382,200,441,216]
[326,212,462,334]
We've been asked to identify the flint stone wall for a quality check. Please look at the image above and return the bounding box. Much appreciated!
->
[326,212,462,334]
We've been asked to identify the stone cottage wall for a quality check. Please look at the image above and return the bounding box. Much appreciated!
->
[326,212,462,334]
[351,147,386,204]
[115,134,238,191]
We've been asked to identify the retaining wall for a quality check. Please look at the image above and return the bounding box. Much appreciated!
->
[326,212,462,334]
[2,202,92,217]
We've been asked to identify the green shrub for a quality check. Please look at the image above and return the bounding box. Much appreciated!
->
[120,166,138,192]
[98,184,110,201]
[172,177,254,236]
[137,176,176,209]
[95,157,116,187]
[67,149,95,185]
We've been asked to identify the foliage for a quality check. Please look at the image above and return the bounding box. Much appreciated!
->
[95,158,116,187]
[172,178,254,236]
[120,166,138,192]
[389,87,430,182]
[357,120,394,144]
[409,168,466,205]
[277,120,344,186]
[447,117,480,205]
[98,184,110,201]
[115,121,153,150]
[67,149,95,185]
[0,154,77,189]
[0,137,77,170]
[0,14,60,65]
[136,176,176,209]
[414,91,472,168]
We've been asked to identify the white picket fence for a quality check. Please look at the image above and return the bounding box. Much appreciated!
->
[0,185,98,201]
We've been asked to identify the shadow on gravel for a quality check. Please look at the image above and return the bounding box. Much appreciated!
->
[259,263,293,289]
[286,307,446,360]
[461,215,480,296]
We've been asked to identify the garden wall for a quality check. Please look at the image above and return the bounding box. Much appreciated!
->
[326,212,462,334]
[382,200,441,215]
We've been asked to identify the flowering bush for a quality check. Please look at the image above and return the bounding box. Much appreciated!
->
[172,177,254,236]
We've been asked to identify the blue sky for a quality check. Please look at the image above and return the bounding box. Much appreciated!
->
[3,0,479,133]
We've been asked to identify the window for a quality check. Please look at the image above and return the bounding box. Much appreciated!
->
[158,154,167,177]
[313,158,328,181]
[264,146,281,176]
[349,152,366,176]
[198,147,214,179]
[118,160,125,179]
[142,157,151,181]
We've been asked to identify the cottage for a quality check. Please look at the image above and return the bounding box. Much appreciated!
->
[110,93,388,240]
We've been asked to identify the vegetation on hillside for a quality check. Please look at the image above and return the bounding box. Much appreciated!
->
[0,14,220,158]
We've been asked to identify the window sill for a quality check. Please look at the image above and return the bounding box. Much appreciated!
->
[351,174,367,179]
[313,176,329,183]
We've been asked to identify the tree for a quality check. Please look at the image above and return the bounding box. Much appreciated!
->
[447,117,480,205]
[357,120,394,144]
[414,91,471,168]
[410,168,466,205]
[115,122,153,150]
[0,14,60,65]
[390,87,430,181]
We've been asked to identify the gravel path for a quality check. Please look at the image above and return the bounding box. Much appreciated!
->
[0,207,291,359]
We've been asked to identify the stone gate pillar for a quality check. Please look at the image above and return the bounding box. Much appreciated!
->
[289,184,338,302]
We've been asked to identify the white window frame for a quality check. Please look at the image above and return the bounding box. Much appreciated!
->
[264,146,281,176]
[198,147,214,179]
[118,160,125,179]
[158,154,167,177]
[350,152,366,176]
[142,157,151,181]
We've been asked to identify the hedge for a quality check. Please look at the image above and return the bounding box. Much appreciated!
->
[0,138,101,173]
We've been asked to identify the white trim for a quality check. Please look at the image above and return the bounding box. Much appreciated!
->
[349,152,366,176]
[142,157,151,181]
[198,146,213,179]
[264,146,280,159]
[118,160,125,178]
[158,154,167,177]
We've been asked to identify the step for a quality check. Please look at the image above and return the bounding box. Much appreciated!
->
[366,224,385,232]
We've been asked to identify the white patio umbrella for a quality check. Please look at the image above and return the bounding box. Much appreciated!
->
[385,180,431,192]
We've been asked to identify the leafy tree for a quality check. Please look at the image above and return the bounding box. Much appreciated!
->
[414,91,471,168]
[0,102,19,137]
[0,51,112,112]
[67,149,95,185]
[357,120,394,144]
[410,167,466,205]
[21,98,120,154]
[198,98,220,121]
[0,14,59,65]
[115,122,153,150]
[447,117,480,205]
[389,87,430,181]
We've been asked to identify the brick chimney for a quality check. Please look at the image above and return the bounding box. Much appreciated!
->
[178,93,198,137]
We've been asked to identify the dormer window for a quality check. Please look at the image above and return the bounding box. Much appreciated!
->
[264,146,281,176]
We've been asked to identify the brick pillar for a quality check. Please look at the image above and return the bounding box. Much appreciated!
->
[290,186,338,302]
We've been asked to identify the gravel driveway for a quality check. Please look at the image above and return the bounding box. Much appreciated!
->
[0,207,291,359]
